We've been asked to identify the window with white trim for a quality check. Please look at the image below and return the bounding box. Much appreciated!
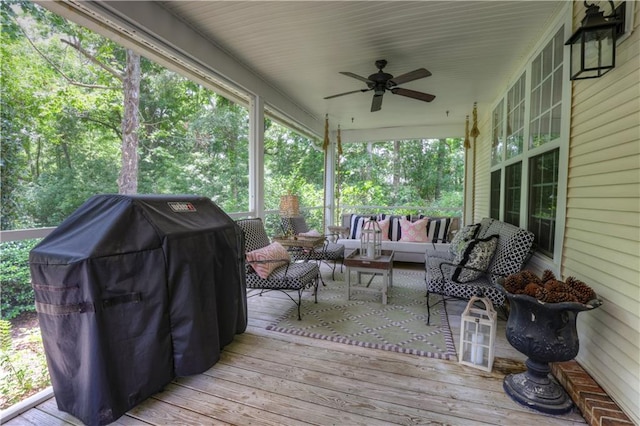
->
[490,26,567,259]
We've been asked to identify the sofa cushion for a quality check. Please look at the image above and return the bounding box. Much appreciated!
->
[451,235,499,283]
[487,226,535,284]
[348,214,371,239]
[420,216,453,242]
[399,218,429,242]
[377,218,391,241]
[389,215,409,241]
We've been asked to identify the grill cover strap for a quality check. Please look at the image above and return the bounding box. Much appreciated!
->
[35,301,95,315]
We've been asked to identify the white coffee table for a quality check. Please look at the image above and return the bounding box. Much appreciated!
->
[344,249,394,304]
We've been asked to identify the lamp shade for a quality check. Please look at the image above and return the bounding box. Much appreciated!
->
[279,194,300,217]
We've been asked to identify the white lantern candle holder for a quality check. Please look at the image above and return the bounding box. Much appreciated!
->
[360,219,382,259]
[459,296,497,372]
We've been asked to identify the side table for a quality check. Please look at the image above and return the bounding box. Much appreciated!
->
[327,225,350,242]
[344,249,394,304]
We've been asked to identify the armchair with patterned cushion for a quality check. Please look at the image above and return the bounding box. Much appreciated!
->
[237,218,319,320]
[425,218,535,324]
[280,216,345,280]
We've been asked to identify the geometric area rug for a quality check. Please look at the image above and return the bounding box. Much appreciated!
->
[266,269,457,360]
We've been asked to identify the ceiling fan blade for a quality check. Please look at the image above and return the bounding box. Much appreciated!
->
[388,68,432,86]
[324,89,369,99]
[391,87,435,102]
[371,94,383,112]
[340,71,372,84]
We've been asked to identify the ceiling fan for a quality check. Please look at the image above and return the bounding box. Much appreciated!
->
[324,59,435,112]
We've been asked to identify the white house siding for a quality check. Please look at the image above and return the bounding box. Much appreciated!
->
[470,3,639,422]
[563,2,640,423]
[470,112,493,224]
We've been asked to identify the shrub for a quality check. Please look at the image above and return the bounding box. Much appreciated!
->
[0,240,39,320]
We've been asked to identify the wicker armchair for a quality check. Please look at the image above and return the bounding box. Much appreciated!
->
[237,218,319,320]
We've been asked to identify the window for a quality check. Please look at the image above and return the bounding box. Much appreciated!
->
[529,150,559,257]
[506,74,526,159]
[504,163,522,226]
[489,25,566,260]
[530,29,564,149]
[490,170,501,220]
[491,100,504,165]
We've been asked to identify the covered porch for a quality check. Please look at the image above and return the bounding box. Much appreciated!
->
[1,1,638,424]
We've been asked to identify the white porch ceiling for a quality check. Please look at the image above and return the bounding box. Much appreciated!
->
[155,1,565,139]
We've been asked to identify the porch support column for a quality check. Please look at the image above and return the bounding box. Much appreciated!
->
[249,95,264,218]
[324,133,336,231]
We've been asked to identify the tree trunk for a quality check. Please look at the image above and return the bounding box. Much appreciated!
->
[434,138,447,200]
[118,50,141,194]
[61,143,72,169]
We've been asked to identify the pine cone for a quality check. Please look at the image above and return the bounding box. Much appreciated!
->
[546,291,579,303]
[544,280,570,293]
[565,276,596,304]
[534,286,550,302]
[541,269,556,283]
[504,274,526,294]
[520,270,542,285]
[524,283,542,298]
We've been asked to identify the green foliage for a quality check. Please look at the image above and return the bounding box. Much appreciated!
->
[0,240,39,320]
[0,320,11,352]
[0,319,50,409]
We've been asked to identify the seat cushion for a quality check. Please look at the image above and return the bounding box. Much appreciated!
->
[302,242,345,261]
[426,255,505,306]
[245,261,318,290]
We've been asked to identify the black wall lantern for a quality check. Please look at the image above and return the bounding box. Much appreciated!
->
[565,1,626,80]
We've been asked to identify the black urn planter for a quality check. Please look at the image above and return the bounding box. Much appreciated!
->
[499,286,601,414]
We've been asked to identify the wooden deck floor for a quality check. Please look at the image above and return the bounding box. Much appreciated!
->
[4,263,586,425]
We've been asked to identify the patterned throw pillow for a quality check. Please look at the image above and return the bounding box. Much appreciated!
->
[246,242,290,279]
[451,235,499,283]
[449,223,482,256]
[376,219,391,241]
[399,218,429,242]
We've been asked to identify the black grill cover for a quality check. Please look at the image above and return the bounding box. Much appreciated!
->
[29,194,247,425]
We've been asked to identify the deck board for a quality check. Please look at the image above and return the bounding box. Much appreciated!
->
[3,263,586,426]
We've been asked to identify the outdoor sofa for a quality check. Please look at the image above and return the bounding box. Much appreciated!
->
[335,213,459,263]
